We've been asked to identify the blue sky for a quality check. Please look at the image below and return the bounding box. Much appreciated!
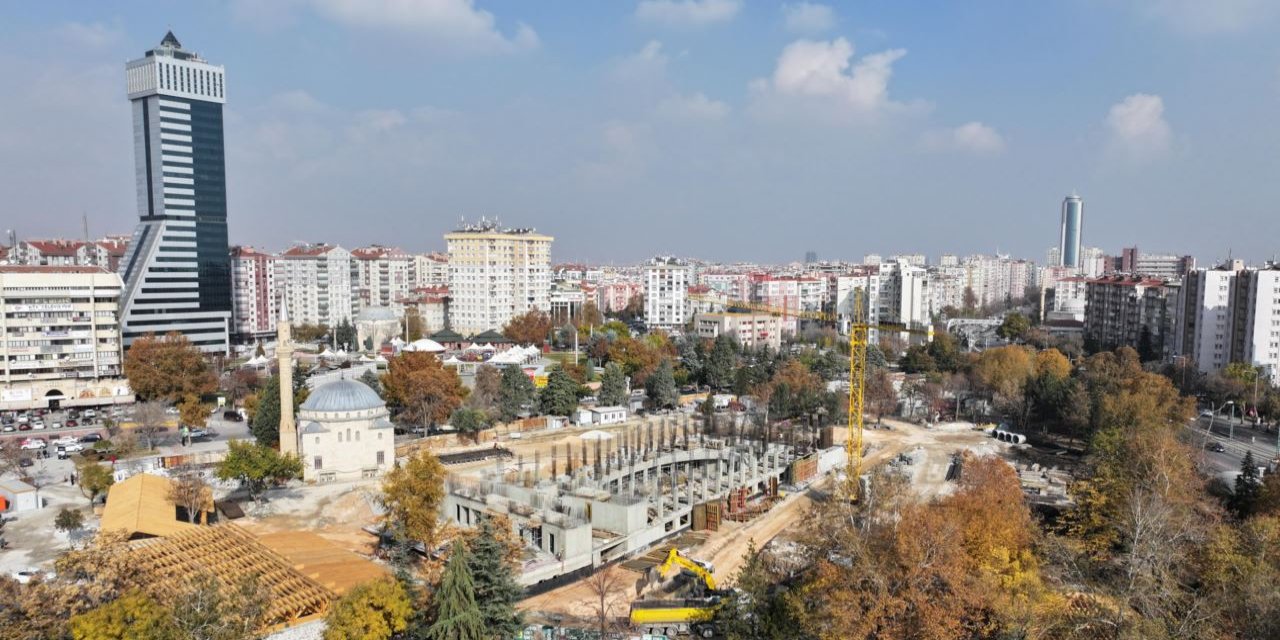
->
[2,1,1278,264]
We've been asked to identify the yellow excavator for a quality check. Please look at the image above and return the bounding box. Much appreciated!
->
[629,548,724,638]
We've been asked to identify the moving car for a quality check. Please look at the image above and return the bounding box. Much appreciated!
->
[1206,442,1227,453]
[1200,410,1214,418]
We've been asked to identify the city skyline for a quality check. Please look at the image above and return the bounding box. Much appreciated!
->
[3,2,1280,264]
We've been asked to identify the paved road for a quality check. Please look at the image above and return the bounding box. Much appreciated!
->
[1186,415,1279,477]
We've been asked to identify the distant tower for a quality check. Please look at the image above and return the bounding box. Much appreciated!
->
[804,250,818,264]
[1059,194,1083,269]
[277,294,297,456]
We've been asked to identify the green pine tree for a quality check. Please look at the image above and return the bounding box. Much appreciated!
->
[426,542,485,640]
[646,359,678,410]
[599,362,628,406]
[1233,449,1263,518]
[498,366,536,422]
[359,369,384,398]
[251,375,281,448]
[466,519,524,637]
[705,334,738,390]
[539,368,581,416]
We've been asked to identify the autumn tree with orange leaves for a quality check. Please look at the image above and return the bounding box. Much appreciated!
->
[381,352,468,427]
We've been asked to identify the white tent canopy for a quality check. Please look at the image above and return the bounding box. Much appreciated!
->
[578,430,615,441]
[406,338,446,353]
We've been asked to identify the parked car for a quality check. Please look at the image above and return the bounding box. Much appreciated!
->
[17,424,31,431]
[78,433,103,443]
[49,422,62,430]
[1,425,14,433]
[83,410,97,419]
[17,458,33,468]
[222,410,243,422]
[64,419,77,428]
[189,428,212,439]
[20,439,46,450]
[31,421,45,430]
[60,442,84,453]
[52,436,78,447]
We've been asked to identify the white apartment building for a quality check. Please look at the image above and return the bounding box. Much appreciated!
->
[694,312,785,351]
[229,245,276,341]
[275,244,355,327]
[446,222,553,336]
[961,255,1037,308]
[0,266,133,411]
[927,266,966,316]
[351,245,413,311]
[700,272,752,302]
[644,257,689,330]
[1174,263,1280,384]
[412,252,450,289]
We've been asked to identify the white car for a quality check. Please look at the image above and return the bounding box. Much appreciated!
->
[83,410,97,419]
[31,421,45,430]
[10,569,53,585]
[50,422,62,430]
[59,442,84,453]
[52,436,78,447]
[20,439,46,450]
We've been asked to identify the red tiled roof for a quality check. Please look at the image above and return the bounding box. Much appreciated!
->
[24,240,83,256]
[280,244,338,257]
[230,245,272,258]
[351,245,408,259]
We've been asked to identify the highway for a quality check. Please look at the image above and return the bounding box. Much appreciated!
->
[1186,414,1279,479]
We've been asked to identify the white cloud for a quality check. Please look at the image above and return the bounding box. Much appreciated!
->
[310,0,538,53]
[923,122,1005,154]
[752,38,913,120]
[55,22,123,47]
[1143,0,1276,35]
[656,92,730,120]
[347,109,408,142]
[782,3,836,34]
[635,0,741,28]
[1106,93,1171,160]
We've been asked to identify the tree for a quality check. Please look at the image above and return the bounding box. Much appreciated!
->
[167,571,269,640]
[465,365,501,415]
[335,319,357,351]
[178,393,208,429]
[864,368,898,423]
[76,459,115,505]
[998,312,1031,343]
[584,566,627,639]
[465,517,524,637]
[130,401,170,451]
[215,440,302,507]
[449,408,489,442]
[705,334,738,390]
[1234,450,1263,519]
[168,468,211,524]
[899,344,936,374]
[381,449,447,547]
[382,352,468,427]
[599,362,628,406]
[405,307,426,342]
[765,359,825,420]
[122,332,216,403]
[249,375,282,448]
[220,369,259,406]
[69,589,176,640]
[502,309,553,346]
[323,576,412,640]
[539,368,582,416]
[359,369,384,398]
[54,508,85,536]
[498,365,536,422]
[646,359,679,411]
[926,331,962,372]
[426,542,485,640]
[718,541,796,640]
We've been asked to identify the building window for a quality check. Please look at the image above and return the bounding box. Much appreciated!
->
[315,437,320,445]
[377,451,385,465]
[314,456,323,470]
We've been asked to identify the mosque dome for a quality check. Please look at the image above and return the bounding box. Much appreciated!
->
[300,379,384,413]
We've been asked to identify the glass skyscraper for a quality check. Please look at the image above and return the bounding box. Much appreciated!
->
[1059,194,1083,270]
[119,32,231,353]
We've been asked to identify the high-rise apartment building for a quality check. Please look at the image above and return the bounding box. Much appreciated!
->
[644,257,689,331]
[1173,263,1280,384]
[1059,194,1083,270]
[1083,275,1176,358]
[411,252,450,289]
[1118,247,1195,280]
[0,266,133,411]
[446,221,553,336]
[275,244,355,327]
[229,246,276,341]
[351,245,412,311]
[118,32,231,353]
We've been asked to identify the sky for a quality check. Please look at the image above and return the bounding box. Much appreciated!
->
[2,1,1279,265]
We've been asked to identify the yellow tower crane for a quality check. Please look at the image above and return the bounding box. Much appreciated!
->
[688,291,932,501]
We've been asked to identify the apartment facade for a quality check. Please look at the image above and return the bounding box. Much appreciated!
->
[351,245,413,311]
[694,312,785,351]
[0,266,133,411]
[229,246,276,341]
[1174,264,1280,384]
[644,257,689,331]
[412,252,449,289]
[275,244,355,327]
[446,223,553,336]
[1083,275,1176,358]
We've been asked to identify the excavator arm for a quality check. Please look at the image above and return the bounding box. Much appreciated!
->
[656,548,717,592]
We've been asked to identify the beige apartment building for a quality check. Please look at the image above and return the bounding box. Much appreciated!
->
[0,266,134,411]
[446,222,552,336]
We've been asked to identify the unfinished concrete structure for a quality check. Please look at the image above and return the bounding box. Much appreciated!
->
[442,418,800,586]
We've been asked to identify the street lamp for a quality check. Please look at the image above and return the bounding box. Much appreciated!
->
[1207,400,1234,441]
